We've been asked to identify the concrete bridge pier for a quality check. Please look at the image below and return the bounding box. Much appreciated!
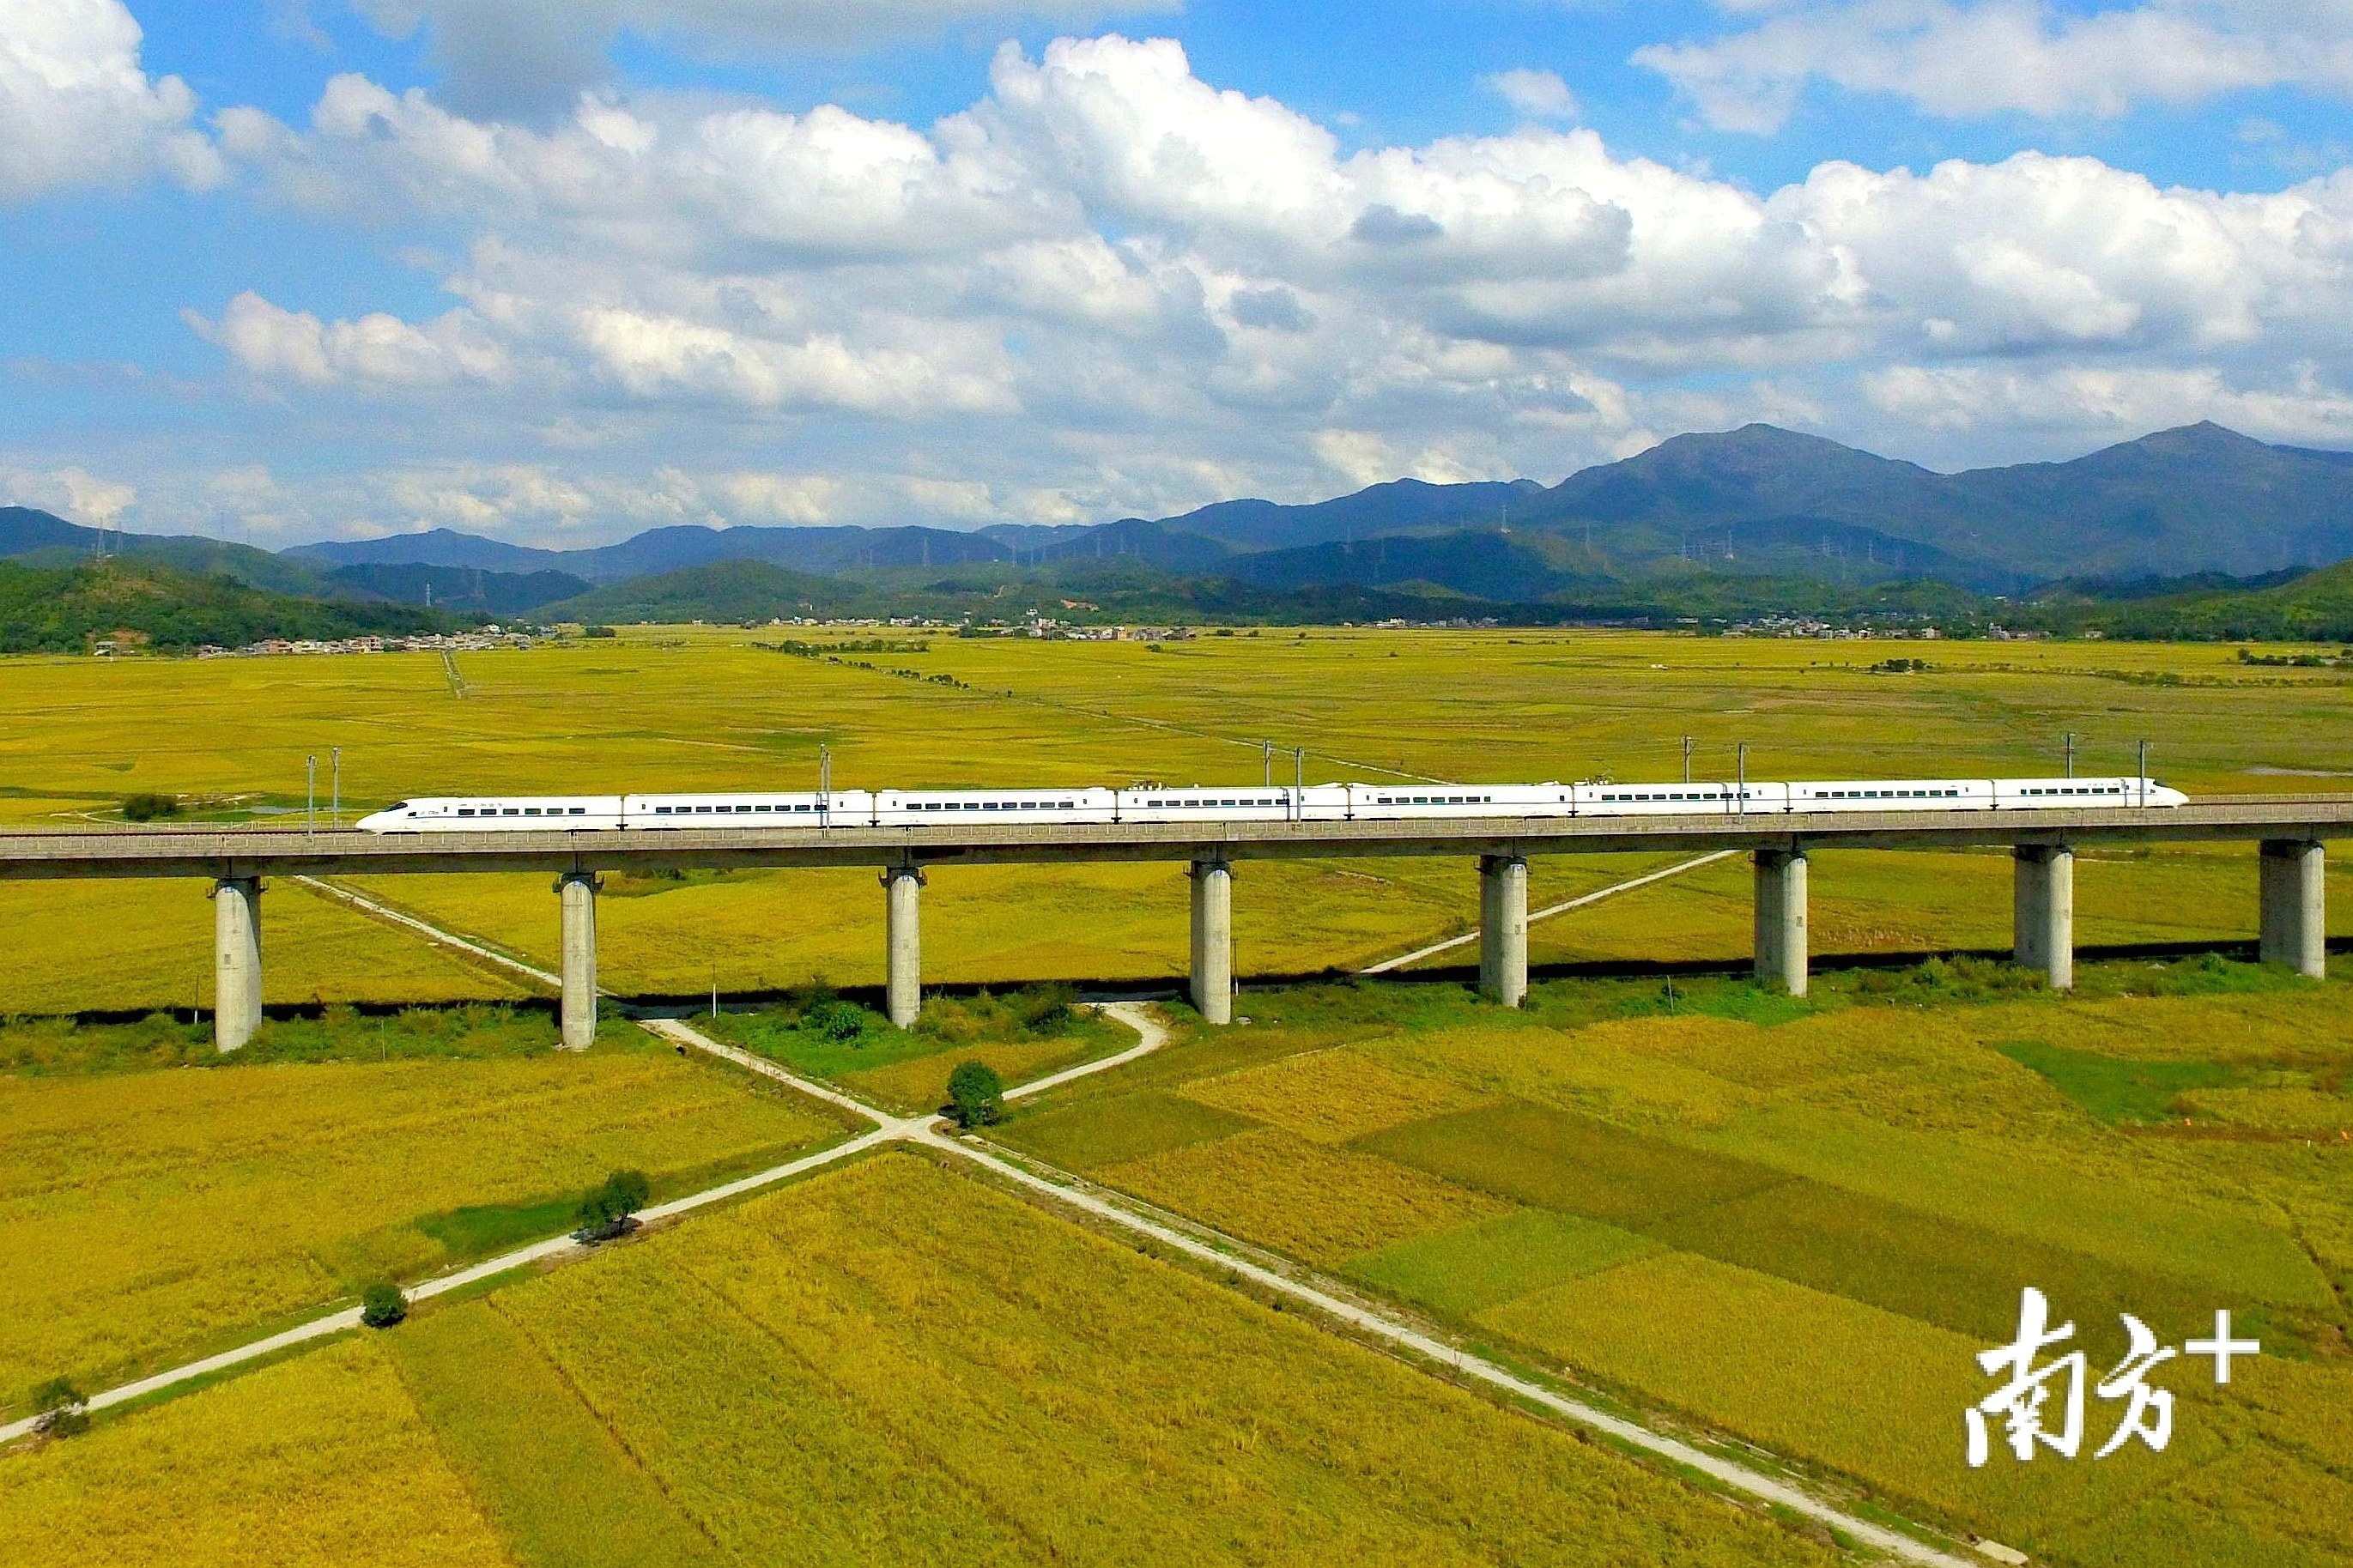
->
[1752,849,1808,996]
[1478,854,1529,1007]
[212,875,263,1051]
[2259,839,2326,978]
[884,864,924,1028]
[558,872,599,1049]
[2014,845,2074,990]
[1190,857,1233,1025]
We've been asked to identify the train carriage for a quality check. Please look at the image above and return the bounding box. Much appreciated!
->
[358,775,2186,832]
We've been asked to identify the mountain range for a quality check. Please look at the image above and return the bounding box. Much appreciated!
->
[9,421,2353,620]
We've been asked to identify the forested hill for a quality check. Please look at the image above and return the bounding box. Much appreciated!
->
[2023,560,2353,642]
[0,560,457,654]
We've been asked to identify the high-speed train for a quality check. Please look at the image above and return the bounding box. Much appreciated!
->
[356,776,2186,832]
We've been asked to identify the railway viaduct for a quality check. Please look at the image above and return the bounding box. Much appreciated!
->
[3,796,2347,1051]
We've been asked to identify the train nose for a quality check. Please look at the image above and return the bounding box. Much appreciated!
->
[355,809,402,832]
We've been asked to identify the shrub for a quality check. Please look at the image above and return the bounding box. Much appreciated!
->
[803,997,868,1043]
[945,1061,1004,1129]
[31,1377,88,1437]
[581,624,618,638]
[360,1282,408,1329]
[575,1168,652,1241]
[121,791,179,821]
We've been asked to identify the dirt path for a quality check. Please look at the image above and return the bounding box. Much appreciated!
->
[1358,849,1737,974]
[5,978,1975,1565]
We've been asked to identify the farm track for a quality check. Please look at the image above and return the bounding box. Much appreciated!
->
[0,893,1974,1568]
[1359,849,1737,973]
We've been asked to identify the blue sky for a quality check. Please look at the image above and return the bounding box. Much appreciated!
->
[4,0,2352,546]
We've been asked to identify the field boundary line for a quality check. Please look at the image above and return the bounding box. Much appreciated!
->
[0,1128,888,1447]
[925,1124,1975,1568]
[782,639,1452,783]
[1005,1001,1171,1099]
[294,875,562,992]
[12,929,1964,1565]
[1360,849,1737,974]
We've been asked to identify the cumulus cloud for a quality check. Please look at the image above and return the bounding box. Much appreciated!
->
[0,463,136,524]
[348,0,1179,120]
[1481,67,1580,120]
[186,291,511,388]
[1638,1,2353,133]
[0,0,222,200]
[1862,361,2353,445]
[150,31,2353,541]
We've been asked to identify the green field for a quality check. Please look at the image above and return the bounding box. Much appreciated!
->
[5,627,2352,1565]
[3,628,2350,1013]
[0,1008,848,1410]
[991,962,2353,1568]
[0,1154,1850,1567]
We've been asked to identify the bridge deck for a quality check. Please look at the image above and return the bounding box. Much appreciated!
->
[3,796,2350,878]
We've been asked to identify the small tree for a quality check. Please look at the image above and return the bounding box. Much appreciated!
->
[575,1168,652,1241]
[945,1060,1004,1129]
[361,1282,408,1329]
[121,792,179,822]
[31,1377,88,1438]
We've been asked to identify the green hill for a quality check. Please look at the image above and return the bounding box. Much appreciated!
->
[2022,561,2353,642]
[0,559,458,655]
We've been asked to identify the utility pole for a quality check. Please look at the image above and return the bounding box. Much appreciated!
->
[1737,742,1747,814]
[331,747,341,827]
[306,754,317,834]
[2138,739,2150,803]
[1683,736,1694,784]
[819,744,832,824]
[1263,739,1274,787]
[2065,732,2076,778]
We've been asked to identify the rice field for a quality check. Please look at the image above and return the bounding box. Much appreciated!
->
[1,1153,1853,1566]
[0,1018,844,1409]
[6,628,2353,1563]
[992,960,2353,1568]
[0,1338,513,1568]
[3,627,2350,1014]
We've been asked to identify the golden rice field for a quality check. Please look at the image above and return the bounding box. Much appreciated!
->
[993,961,2353,1568]
[3,628,2351,1565]
[2,627,2350,1012]
[0,1026,843,1411]
[0,1338,514,1568]
[0,1153,1851,1567]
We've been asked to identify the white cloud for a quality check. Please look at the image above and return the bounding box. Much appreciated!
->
[573,306,1018,414]
[1481,68,1580,120]
[1638,1,2353,133]
[1862,361,2353,445]
[1,463,136,524]
[125,30,2353,542]
[0,0,222,200]
[186,291,511,388]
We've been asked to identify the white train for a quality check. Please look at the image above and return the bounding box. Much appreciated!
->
[355,776,2186,832]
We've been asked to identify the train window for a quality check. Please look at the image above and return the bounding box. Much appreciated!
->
[458,808,475,817]
[570,808,585,816]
